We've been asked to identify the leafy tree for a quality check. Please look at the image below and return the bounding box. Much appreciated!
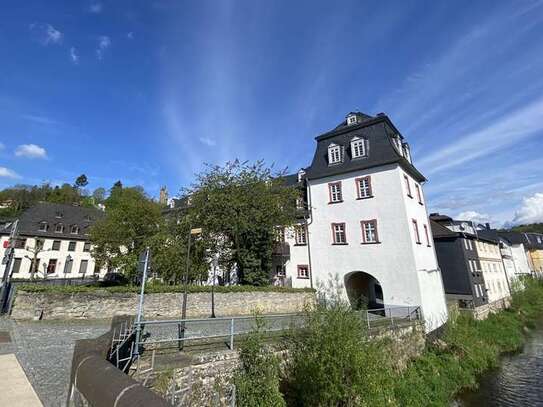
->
[90,187,163,278]
[92,187,106,204]
[186,160,300,285]
[74,174,89,189]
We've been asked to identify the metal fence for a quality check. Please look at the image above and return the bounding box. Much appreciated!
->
[359,306,422,330]
[134,313,306,352]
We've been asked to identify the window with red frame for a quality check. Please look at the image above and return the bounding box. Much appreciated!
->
[294,225,307,245]
[297,265,310,279]
[356,176,372,199]
[47,259,57,274]
[404,175,412,198]
[423,224,431,246]
[361,220,379,243]
[412,219,421,244]
[332,223,347,244]
[328,182,343,203]
[415,184,423,204]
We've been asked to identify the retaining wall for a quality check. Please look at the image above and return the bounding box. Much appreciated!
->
[11,290,315,320]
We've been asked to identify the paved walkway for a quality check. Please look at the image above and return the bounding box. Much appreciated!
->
[0,318,109,407]
[0,353,43,406]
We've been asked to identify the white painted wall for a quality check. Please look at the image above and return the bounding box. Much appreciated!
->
[476,240,510,303]
[302,163,447,331]
[0,235,107,279]
[511,244,531,277]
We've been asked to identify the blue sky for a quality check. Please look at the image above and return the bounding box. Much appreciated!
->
[1,1,543,226]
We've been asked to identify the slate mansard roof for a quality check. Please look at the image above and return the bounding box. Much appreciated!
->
[0,202,104,241]
[304,112,426,182]
[498,231,543,250]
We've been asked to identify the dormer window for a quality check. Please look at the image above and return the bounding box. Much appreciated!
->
[347,114,358,126]
[70,225,79,234]
[55,223,64,233]
[39,222,48,232]
[55,211,63,219]
[402,143,412,163]
[84,215,92,222]
[328,143,343,165]
[351,137,367,159]
[297,169,306,183]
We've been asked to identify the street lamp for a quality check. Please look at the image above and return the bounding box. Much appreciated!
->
[210,256,218,318]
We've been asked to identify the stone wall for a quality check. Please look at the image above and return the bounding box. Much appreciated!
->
[10,289,315,320]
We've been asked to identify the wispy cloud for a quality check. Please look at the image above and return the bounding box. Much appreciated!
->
[127,32,134,40]
[0,142,4,150]
[199,137,216,147]
[457,210,491,225]
[419,96,543,175]
[0,167,20,179]
[96,36,111,60]
[89,3,103,13]
[15,144,47,159]
[20,114,60,126]
[30,23,63,45]
[70,47,79,64]
[512,192,543,225]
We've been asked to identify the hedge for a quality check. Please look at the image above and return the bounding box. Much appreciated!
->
[15,283,316,295]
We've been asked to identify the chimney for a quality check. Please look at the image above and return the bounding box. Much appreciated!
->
[485,223,491,230]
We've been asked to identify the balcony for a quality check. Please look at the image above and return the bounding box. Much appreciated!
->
[272,242,290,259]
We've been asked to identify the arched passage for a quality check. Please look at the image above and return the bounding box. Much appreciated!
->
[344,271,384,310]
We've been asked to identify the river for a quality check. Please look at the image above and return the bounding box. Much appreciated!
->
[456,320,543,406]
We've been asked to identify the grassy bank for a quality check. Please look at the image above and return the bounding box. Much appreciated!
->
[234,278,543,406]
[15,282,315,295]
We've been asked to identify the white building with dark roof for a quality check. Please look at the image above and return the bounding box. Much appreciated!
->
[0,203,108,279]
[275,112,448,331]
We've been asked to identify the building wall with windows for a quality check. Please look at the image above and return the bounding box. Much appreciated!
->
[475,239,510,303]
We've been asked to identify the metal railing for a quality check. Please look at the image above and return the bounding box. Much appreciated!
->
[359,306,422,330]
[134,313,305,351]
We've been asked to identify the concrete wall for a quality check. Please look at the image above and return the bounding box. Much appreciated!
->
[10,289,315,320]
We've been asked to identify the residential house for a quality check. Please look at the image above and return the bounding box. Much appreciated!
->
[0,203,108,279]
[499,232,543,275]
[275,112,448,331]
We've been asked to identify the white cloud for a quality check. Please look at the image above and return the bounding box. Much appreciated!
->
[127,32,134,40]
[20,114,60,126]
[199,137,216,147]
[15,144,47,159]
[96,36,111,60]
[70,47,79,64]
[457,210,492,225]
[0,142,4,150]
[89,3,103,13]
[36,23,63,45]
[0,167,20,179]
[512,192,543,225]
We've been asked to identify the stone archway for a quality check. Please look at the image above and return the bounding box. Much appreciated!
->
[344,271,384,310]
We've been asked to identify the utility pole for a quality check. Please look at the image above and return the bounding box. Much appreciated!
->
[0,220,19,313]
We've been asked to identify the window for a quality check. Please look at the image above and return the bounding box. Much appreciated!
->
[55,223,64,233]
[70,225,79,234]
[297,265,310,279]
[84,215,92,222]
[328,144,343,165]
[83,242,91,252]
[404,175,412,198]
[296,197,305,210]
[52,240,61,251]
[332,223,347,244]
[79,260,89,274]
[12,258,22,274]
[474,284,480,298]
[356,177,372,199]
[295,225,307,245]
[415,184,423,204]
[55,211,63,218]
[68,241,77,252]
[39,222,48,232]
[423,224,431,246]
[14,238,26,249]
[328,182,343,203]
[464,239,469,250]
[361,220,378,243]
[412,219,421,244]
[351,138,366,158]
[347,114,358,126]
[274,227,285,242]
[47,259,57,274]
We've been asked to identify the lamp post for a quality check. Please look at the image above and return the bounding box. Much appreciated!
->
[211,256,218,318]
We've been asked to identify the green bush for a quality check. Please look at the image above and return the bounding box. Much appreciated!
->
[233,316,286,407]
[15,283,315,295]
[284,302,396,406]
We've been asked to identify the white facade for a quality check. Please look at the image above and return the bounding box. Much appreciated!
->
[475,240,510,303]
[279,162,447,331]
[0,235,107,280]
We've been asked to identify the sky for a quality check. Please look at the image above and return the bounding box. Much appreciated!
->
[1,0,543,227]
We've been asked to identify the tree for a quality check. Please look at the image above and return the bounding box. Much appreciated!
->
[90,187,163,279]
[74,174,89,189]
[24,237,48,280]
[92,187,106,204]
[186,160,300,285]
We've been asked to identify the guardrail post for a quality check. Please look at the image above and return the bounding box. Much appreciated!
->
[366,311,370,330]
[408,306,411,321]
[230,318,234,350]
[390,312,394,327]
